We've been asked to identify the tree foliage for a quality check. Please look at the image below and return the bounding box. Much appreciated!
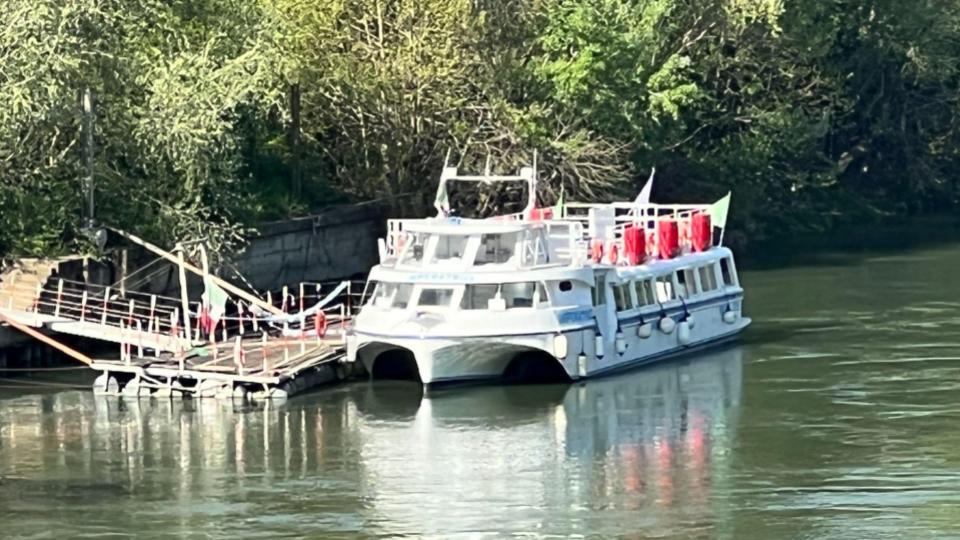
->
[2,0,959,256]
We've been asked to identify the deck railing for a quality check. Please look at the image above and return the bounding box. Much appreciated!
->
[0,276,360,357]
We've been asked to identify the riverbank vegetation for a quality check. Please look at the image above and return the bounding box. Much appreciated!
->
[2,0,959,256]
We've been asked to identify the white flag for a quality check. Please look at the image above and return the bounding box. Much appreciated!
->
[634,167,655,205]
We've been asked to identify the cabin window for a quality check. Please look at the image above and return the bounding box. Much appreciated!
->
[431,234,470,264]
[675,268,698,299]
[655,275,674,303]
[559,280,573,292]
[417,287,455,308]
[613,283,633,312]
[685,268,698,295]
[720,257,737,287]
[503,282,537,308]
[371,282,413,309]
[634,279,656,306]
[699,264,718,292]
[476,233,517,265]
[461,284,499,310]
[399,232,429,266]
[520,229,549,266]
[592,274,606,306]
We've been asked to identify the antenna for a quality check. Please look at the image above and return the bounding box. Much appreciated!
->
[532,149,538,181]
[483,154,492,183]
[443,148,451,169]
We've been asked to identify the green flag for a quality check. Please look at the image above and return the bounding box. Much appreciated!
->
[708,192,731,229]
[553,189,565,214]
[203,276,229,324]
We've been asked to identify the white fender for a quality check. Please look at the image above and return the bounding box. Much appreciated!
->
[553,333,569,359]
[120,376,141,397]
[594,334,605,358]
[678,320,692,345]
[94,373,119,396]
[615,331,626,355]
[686,314,695,328]
[577,353,588,377]
[659,316,676,334]
[637,322,653,339]
[723,310,738,324]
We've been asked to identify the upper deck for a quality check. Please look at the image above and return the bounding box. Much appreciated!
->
[374,152,730,278]
[378,201,723,274]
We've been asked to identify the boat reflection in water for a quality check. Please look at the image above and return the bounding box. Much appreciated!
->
[355,345,744,537]
[0,346,742,538]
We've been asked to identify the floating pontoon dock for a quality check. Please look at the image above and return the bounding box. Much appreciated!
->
[0,231,363,399]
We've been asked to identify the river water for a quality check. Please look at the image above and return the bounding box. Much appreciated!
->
[4,225,960,539]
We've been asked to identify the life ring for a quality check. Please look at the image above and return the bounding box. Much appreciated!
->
[315,311,327,338]
[590,239,604,264]
[608,243,619,265]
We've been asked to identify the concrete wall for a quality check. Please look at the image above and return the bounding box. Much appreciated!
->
[235,203,384,291]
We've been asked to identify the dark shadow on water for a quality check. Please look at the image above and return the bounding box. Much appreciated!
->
[742,216,960,271]
[352,379,424,421]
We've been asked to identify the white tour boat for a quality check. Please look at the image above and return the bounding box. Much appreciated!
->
[345,158,750,385]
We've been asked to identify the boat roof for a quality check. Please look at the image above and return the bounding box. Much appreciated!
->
[613,247,733,280]
[401,217,534,235]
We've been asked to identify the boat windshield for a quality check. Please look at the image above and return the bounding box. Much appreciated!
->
[416,287,456,308]
[399,232,430,266]
[367,282,414,309]
[475,233,517,265]
[430,234,470,266]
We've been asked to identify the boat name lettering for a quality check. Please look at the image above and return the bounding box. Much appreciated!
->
[407,273,476,283]
[559,308,594,324]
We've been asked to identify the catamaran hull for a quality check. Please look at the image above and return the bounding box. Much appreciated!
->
[354,312,751,386]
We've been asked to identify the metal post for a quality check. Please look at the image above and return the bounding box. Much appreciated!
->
[238,300,245,335]
[261,332,268,373]
[176,244,192,342]
[149,295,156,329]
[82,88,95,228]
[101,286,110,325]
[136,319,144,358]
[119,249,128,298]
[55,279,64,318]
[234,336,243,376]
[290,83,302,199]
